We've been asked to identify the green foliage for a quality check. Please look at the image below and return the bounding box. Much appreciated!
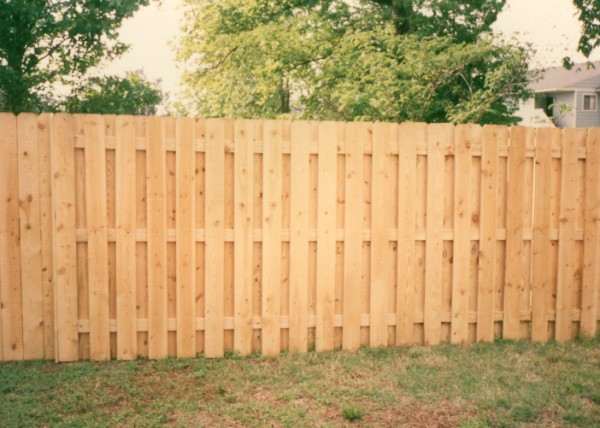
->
[368,0,506,42]
[573,0,600,58]
[177,0,532,125]
[341,405,365,421]
[0,0,151,113]
[62,71,163,115]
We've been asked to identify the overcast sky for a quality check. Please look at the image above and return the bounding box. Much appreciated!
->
[102,0,600,99]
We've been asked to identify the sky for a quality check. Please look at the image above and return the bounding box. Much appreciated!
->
[102,0,600,100]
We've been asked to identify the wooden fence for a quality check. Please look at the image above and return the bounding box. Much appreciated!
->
[0,113,599,362]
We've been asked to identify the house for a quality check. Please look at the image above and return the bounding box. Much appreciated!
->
[518,61,600,128]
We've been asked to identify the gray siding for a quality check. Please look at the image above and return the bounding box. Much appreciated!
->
[567,75,600,90]
[575,90,600,128]
[550,92,575,128]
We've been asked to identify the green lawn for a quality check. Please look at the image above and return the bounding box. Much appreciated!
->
[1,338,599,427]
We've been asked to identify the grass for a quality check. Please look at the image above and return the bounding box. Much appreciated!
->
[1,338,599,427]
[342,405,365,421]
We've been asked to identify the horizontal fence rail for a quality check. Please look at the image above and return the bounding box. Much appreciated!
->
[0,113,599,361]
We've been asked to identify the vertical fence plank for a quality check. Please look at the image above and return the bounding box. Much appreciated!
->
[308,122,318,350]
[582,128,600,337]
[451,125,474,344]
[17,114,44,359]
[504,126,527,339]
[343,122,363,351]
[115,116,137,360]
[164,118,177,357]
[73,115,89,360]
[262,121,282,356]
[205,119,225,357]
[289,121,310,353]
[175,117,196,358]
[51,113,78,361]
[84,115,110,360]
[223,119,235,353]
[38,113,55,359]
[531,128,555,342]
[477,126,500,342]
[135,117,149,358]
[397,123,420,346]
[234,120,254,355]
[147,117,168,359]
[316,122,337,352]
[361,123,372,348]
[556,129,583,341]
[370,122,391,347]
[252,126,264,352]
[521,128,536,339]
[105,116,118,359]
[194,119,206,354]
[281,128,291,352]
[0,113,23,360]
[424,124,450,345]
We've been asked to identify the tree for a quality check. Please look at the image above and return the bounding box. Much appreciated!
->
[573,0,599,58]
[367,0,506,41]
[62,71,164,115]
[177,0,531,125]
[0,0,150,113]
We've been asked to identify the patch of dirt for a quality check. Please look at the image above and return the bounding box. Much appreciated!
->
[191,411,247,428]
[359,399,473,428]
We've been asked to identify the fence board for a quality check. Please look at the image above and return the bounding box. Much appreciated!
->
[370,122,391,347]
[504,126,527,339]
[361,124,372,348]
[51,114,79,361]
[0,113,23,361]
[84,115,110,361]
[343,122,364,351]
[194,119,206,354]
[205,119,225,357]
[147,117,168,359]
[396,123,420,346]
[252,133,263,354]
[135,118,149,357]
[451,125,474,344]
[74,115,89,360]
[424,124,451,345]
[176,117,196,358]
[105,116,118,359]
[477,126,500,342]
[165,118,177,356]
[115,116,137,360]
[582,128,600,337]
[262,121,283,356]
[224,119,235,352]
[17,113,44,359]
[531,128,555,341]
[234,120,254,355]
[38,113,55,359]
[289,121,310,353]
[315,122,337,351]
[556,129,583,341]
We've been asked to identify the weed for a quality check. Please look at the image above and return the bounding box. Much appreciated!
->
[342,405,364,421]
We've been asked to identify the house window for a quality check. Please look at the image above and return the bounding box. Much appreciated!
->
[583,94,597,111]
